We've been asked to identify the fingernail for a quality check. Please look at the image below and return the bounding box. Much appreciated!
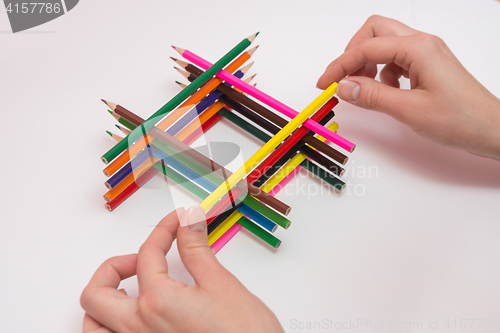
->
[180,206,206,232]
[337,80,360,101]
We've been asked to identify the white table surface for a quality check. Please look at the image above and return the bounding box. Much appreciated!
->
[1,0,500,332]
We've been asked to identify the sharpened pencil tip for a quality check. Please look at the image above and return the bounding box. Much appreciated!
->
[106,130,112,137]
[101,99,118,111]
[107,109,113,114]
[115,124,120,130]
[170,56,177,61]
[172,46,185,56]
[246,45,259,57]
[247,32,259,43]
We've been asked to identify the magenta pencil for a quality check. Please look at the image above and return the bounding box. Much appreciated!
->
[268,166,302,196]
[174,47,355,153]
[211,223,242,254]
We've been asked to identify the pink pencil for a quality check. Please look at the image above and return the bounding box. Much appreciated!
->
[211,223,242,254]
[173,47,355,153]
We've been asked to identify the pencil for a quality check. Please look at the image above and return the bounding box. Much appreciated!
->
[167,64,252,136]
[115,124,131,135]
[102,100,143,127]
[106,130,123,142]
[182,65,348,165]
[105,164,158,212]
[198,82,339,212]
[210,223,241,253]
[108,110,137,131]
[176,47,355,152]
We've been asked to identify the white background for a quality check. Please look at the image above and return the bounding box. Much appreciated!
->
[1,0,500,332]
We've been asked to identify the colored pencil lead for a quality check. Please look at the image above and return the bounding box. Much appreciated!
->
[246,45,259,57]
[106,131,123,143]
[172,46,186,56]
[247,32,259,43]
[175,81,187,89]
[101,99,118,111]
[107,109,113,115]
[115,124,131,135]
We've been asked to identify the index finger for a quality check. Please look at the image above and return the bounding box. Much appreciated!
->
[317,35,414,89]
[345,15,418,51]
[136,207,186,292]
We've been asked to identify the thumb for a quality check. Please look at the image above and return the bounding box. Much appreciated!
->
[177,206,229,287]
[336,77,417,123]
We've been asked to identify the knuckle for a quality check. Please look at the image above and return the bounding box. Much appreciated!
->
[138,292,164,321]
[80,287,94,310]
[367,14,383,24]
[364,85,380,109]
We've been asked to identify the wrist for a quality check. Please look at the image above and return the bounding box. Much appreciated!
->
[469,94,500,161]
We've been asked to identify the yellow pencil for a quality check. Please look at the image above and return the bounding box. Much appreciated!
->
[199,82,338,212]
[261,122,339,192]
[208,210,243,245]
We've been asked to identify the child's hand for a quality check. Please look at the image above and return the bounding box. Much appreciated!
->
[317,15,500,161]
[80,207,284,333]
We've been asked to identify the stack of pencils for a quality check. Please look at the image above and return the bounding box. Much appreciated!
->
[100,33,355,253]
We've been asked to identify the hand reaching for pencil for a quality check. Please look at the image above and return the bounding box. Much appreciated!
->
[317,15,500,161]
[80,207,284,333]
